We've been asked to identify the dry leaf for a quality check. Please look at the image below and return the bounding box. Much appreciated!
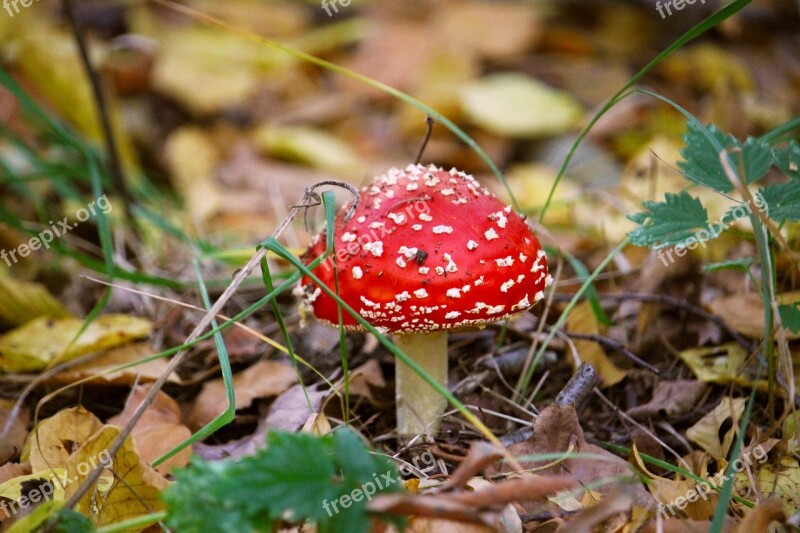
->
[0,274,70,328]
[0,315,152,373]
[566,301,626,387]
[108,385,192,475]
[708,291,800,340]
[190,359,297,429]
[65,425,169,531]
[45,342,178,386]
[627,380,707,420]
[733,500,785,532]
[686,398,746,461]
[678,344,768,390]
[459,74,583,137]
[21,406,103,473]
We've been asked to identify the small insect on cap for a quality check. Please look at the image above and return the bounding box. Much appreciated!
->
[297,164,551,333]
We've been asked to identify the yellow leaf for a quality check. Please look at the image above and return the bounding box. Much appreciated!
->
[566,301,626,387]
[686,398,746,461]
[252,125,364,176]
[459,73,583,137]
[65,425,169,531]
[44,342,178,386]
[21,406,103,473]
[0,315,152,373]
[678,343,768,390]
[5,500,64,533]
[0,275,71,328]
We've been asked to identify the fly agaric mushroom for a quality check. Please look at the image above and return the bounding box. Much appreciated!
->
[297,164,551,439]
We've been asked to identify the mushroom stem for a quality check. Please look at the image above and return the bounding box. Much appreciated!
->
[395,331,448,440]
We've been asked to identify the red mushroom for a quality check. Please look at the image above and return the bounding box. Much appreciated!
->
[297,164,551,439]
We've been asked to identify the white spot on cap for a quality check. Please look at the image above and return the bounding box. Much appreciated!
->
[485,228,499,240]
[419,213,433,222]
[534,290,545,302]
[419,266,430,274]
[495,256,514,267]
[514,294,531,310]
[356,215,366,223]
[342,232,357,242]
[487,304,505,314]
[500,279,515,293]
[406,182,419,191]
[387,212,406,224]
[462,285,471,293]
[412,224,423,231]
[398,246,418,259]
[414,288,429,298]
[363,241,383,257]
[475,276,485,286]
[519,253,528,263]
[433,225,453,234]
[395,291,411,302]
[435,266,445,275]
[446,288,461,298]
[360,295,380,308]
[441,188,455,196]
[352,266,363,279]
[369,222,384,229]
[490,211,508,228]
[467,240,478,250]
[445,311,461,319]
[396,257,407,268]
[443,253,458,273]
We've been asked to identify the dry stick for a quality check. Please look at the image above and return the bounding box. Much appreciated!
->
[561,331,660,374]
[50,182,357,530]
[413,116,435,165]
[62,0,133,207]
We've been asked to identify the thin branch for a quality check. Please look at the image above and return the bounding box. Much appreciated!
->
[413,116,435,165]
[48,182,358,531]
[63,0,133,206]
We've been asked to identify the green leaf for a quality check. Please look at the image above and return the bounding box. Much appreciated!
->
[627,191,710,247]
[779,302,800,334]
[162,428,404,533]
[51,510,97,533]
[702,258,753,273]
[773,140,800,180]
[756,181,800,222]
[678,123,772,193]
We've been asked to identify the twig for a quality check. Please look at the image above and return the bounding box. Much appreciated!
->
[413,116,434,165]
[47,182,358,531]
[555,363,597,408]
[561,331,660,374]
[62,0,133,207]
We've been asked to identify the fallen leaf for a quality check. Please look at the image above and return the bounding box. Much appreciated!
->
[21,406,103,473]
[678,344,768,391]
[459,73,583,137]
[733,500,785,532]
[0,399,28,463]
[566,301,626,387]
[252,125,364,177]
[686,398,746,461]
[556,490,633,533]
[65,425,169,530]
[0,315,152,373]
[45,342,178,386]
[708,291,800,340]
[108,385,192,475]
[0,273,70,328]
[190,359,298,429]
[346,359,388,406]
[504,404,653,510]
[627,380,707,420]
[741,457,800,517]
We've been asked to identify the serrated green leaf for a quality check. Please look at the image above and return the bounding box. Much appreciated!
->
[678,123,772,193]
[779,302,800,334]
[756,181,800,223]
[162,429,405,533]
[773,140,800,180]
[627,191,710,247]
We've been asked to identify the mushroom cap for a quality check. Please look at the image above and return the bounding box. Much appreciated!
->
[297,164,551,334]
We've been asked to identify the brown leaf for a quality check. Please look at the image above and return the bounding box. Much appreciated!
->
[734,500,785,532]
[21,406,103,473]
[0,400,28,463]
[439,441,504,492]
[627,380,707,420]
[108,384,192,475]
[504,404,654,510]
[555,490,632,533]
[45,342,178,386]
[708,291,800,340]
[189,359,297,429]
